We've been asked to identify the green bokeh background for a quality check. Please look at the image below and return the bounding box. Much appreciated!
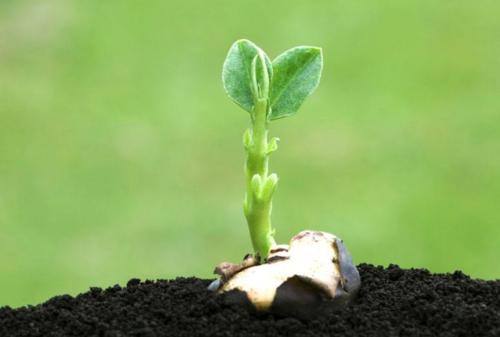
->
[1,0,499,307]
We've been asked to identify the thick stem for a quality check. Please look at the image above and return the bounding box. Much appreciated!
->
[243,98,277,259]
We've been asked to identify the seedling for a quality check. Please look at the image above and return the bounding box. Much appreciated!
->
[223,39,323,259]
[210,39,360,316]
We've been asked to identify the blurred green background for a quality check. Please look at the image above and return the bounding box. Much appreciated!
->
[1,0,499,307]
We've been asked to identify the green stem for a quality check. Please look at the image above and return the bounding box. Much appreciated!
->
[243,98,277,259]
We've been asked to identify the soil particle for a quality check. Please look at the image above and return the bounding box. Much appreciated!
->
[1,264,500,337]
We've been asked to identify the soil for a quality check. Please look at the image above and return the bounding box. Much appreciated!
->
[1,263,499,337]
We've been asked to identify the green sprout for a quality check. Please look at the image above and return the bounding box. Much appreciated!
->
[222,39,323,259]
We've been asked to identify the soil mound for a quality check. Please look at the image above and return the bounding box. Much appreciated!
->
[1,264,499,337]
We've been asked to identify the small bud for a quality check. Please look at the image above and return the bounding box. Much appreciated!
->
[243,129,252,149]
[267,137,280,154]
[250,51,270,102]
[256,49,270,99]
[261,173,278,200]
[251,174,263,199]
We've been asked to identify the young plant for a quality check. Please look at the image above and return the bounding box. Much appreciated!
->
[222,39,323,259]
[211,39,360,317]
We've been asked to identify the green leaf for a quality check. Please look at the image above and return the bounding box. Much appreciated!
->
[222,39,272,113]
[269,47,323,120]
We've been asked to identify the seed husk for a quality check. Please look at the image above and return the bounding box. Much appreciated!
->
[210,230,361,317]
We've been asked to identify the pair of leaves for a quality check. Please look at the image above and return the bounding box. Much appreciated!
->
[222,39,323,121]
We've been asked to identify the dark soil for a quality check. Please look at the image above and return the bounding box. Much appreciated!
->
[1,264,500,337]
